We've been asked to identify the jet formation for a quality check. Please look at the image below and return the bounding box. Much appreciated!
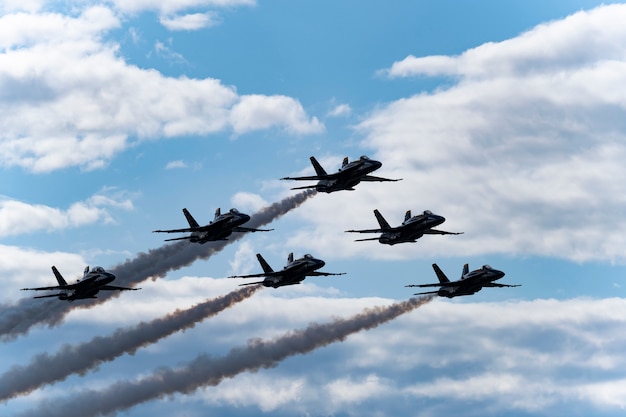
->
[345,209,463,245]
[229,252,346,288]
[281,155,401,193]
[153,207,273,243]
[406,263,520,298]
[21,266,139,301]
[24,154,518,301]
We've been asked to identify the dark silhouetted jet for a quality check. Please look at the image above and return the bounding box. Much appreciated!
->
[281,155,401,193]
[153,207,272,243]
[21,266,139,301]
[229,252,345,288]
[345,209,463,245]
[407,263,520,298]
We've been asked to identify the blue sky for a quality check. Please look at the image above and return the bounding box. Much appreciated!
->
[2,0,626,416]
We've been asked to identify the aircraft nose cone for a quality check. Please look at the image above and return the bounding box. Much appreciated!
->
[241,214,251,222]
[318,260,326,268]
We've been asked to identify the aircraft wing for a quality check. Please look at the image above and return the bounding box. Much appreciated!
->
[308,271,346,276]
[280,175,324,181]
[233,226,274,233]
[423,229,464,235]
[483,283,521,288]
[359,175,402,182]
[32,293,68,299]
[228,273,271,279]
[345,228,385,234]
[238,281,266,286]
[153,227,199,234]
[99,285,140,291]
[163,236,194,242]
[408,280,462,288]
[411,289,441,296]
[352,236,383,242]
[21,280,90,291]
[21,285,65,291]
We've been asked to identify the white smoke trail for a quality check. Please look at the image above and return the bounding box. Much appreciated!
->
[17,295,433,417]
[0,285,261,401]
[0,190,316,341]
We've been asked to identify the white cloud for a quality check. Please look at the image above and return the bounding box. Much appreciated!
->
[0,6,323,172]
[0,190,134,237]
[284,4,626,263]
[229,95,325,135]
[165,160,187,169]
[109,0,256,16]
[327,103,352,118]
[0,244,87,292]
[159,12,221,31]
[29,293,626,416]
[230,191,269,213]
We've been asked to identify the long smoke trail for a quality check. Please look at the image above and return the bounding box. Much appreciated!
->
[0,285,261,401]
[17,295,433,417]
[0,190,315,341]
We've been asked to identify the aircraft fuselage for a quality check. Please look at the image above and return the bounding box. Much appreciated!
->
[316,160,382,193]
[438,269,505,298]
[378,213,446,245]
[61,272,116,301]
[190,212,251,243]
[262,258,326,288]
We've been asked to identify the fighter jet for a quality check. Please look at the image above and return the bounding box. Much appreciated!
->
[153,207,272,243]
[280,155,401,193]
[345,209,463,245]
[21,266,139,301]
[229,252,346,288]
[406,263,520,298]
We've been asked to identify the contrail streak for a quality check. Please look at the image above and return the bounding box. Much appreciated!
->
[0,285,261,401]
[17,295,433,417]
[0,190,316,341]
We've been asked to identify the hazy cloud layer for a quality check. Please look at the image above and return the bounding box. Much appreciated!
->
[284,4,626,263]
[7,282,626,417]
[0,6,322,172]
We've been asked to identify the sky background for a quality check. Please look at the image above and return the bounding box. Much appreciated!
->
[2,0,626,416]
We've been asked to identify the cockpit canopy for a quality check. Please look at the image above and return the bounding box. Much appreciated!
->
[303,254,314,259]
[92,266,105,273]
[482,265,492,270]
[423,210,433,215]
[359,155,370,160]
[229,208,239,214]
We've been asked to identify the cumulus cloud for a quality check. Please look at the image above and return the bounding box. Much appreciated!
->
[27,292,626,417]
[231,191,269,213]
[109,0,256,16]
[285,4,626,263]
[0,245,87,294]
[0,190,134,237]
[159,12,221,31]
[327,103,352,118]
[165,160,187,169]
[0,6,322,172]
[229,95,324,135]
